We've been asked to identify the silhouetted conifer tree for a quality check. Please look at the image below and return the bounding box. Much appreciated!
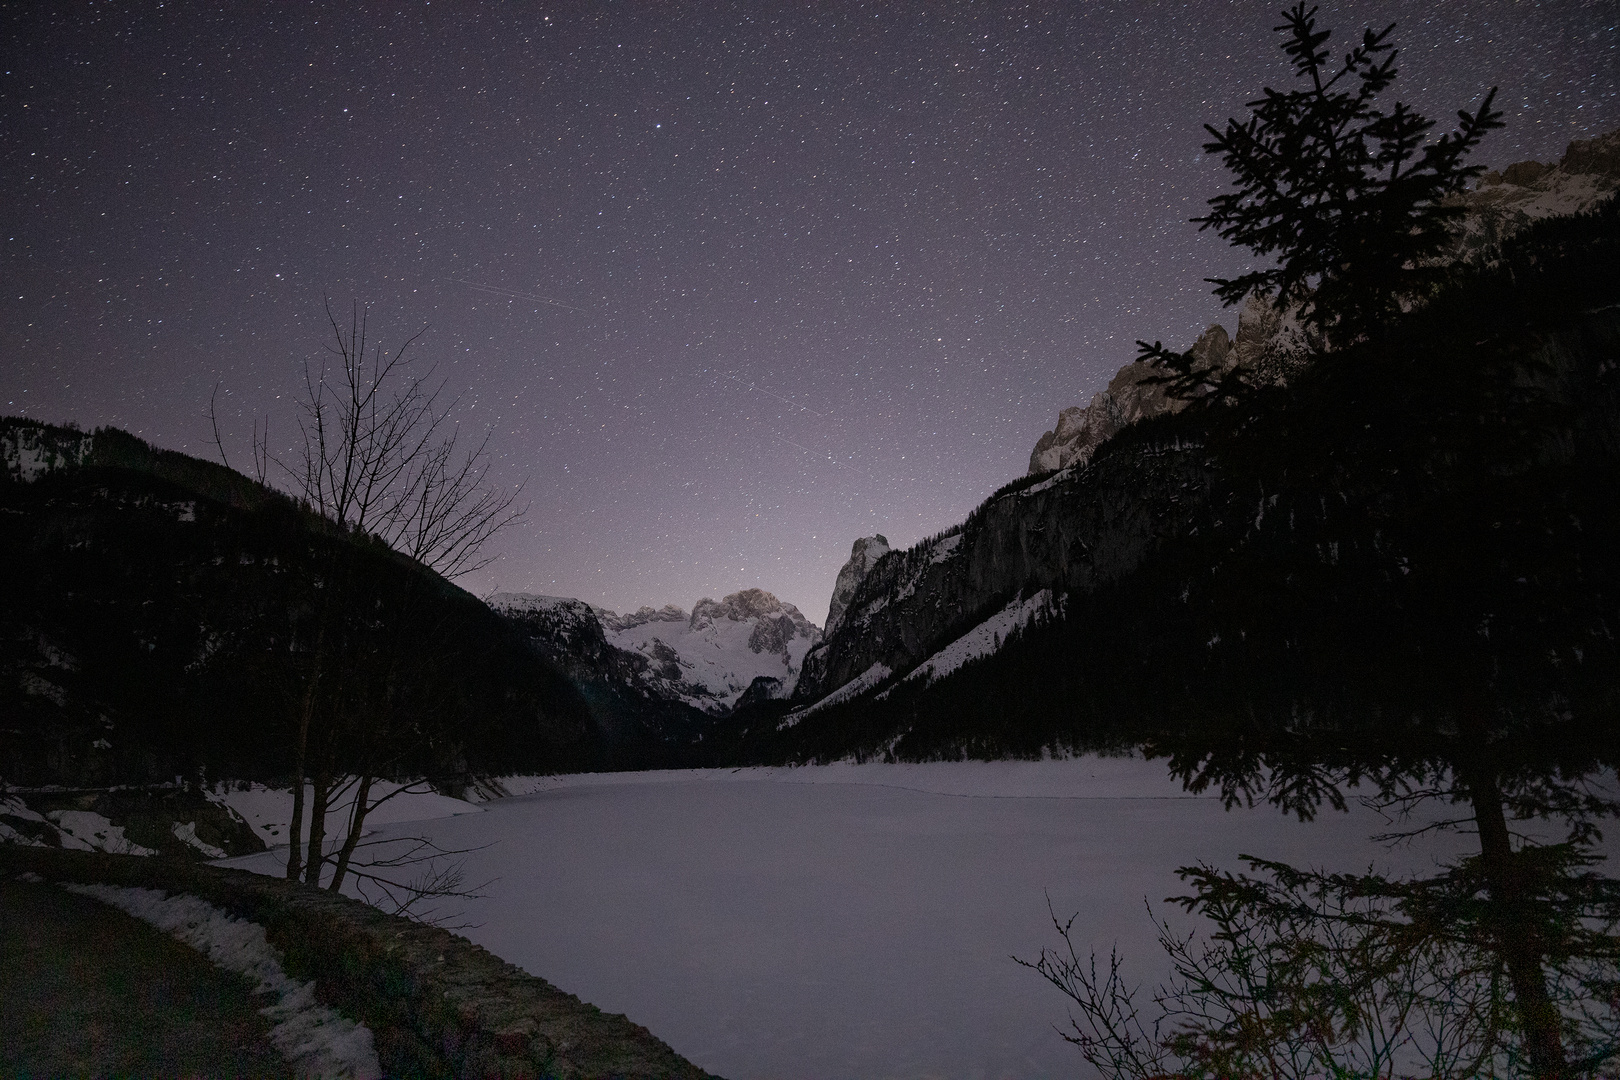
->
[1200,3,1502,343]
[1140,4,1504,403]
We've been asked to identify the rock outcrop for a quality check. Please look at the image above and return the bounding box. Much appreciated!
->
[492,593,651,687]
[1027,323,1247,475]
[599,604,687,635]
[1450,128,1620,260]
[795,435,1217,708]
[1027,128,1620,479]
[824,535,890,633]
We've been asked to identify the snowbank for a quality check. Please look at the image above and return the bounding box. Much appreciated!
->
[485,754,1202,801]
[64,882,381,1079]
[2,847,716,1080]
[47,810,156,855]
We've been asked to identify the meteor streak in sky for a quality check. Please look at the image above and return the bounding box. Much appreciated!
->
[716,371,826,419]
[446,278,586,313]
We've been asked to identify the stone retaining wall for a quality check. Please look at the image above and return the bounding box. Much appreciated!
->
[0,848,720,1080]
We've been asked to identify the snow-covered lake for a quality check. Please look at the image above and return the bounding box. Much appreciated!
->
[223,758,1490,1080]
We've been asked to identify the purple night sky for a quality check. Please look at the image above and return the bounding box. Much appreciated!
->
[4,2,1614,624]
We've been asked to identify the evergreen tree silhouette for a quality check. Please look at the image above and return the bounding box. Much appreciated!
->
[1140,4,1505,404]
[1199,3,1502,345]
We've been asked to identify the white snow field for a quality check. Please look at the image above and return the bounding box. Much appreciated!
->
[212,778,485,849]
[220,756,1576,1080]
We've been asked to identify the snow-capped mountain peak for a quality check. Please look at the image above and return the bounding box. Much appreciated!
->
[490,588,821,714]
[608,589,820,711]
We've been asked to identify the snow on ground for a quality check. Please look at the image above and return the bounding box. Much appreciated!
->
[488,756,1198,801]
[779,661,891,726]
[929,532,963,564]
[171,820,228,859]
[467,774,560,801]
[0,821,44,846]
[0,796,52,847]
[216,755,1593,1080]
[65,882,382,1079]
[892,589,1063,690]
[47,810,157,855]
[212,780,481,851]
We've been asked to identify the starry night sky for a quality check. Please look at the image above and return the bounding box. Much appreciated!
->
[4,2,1615,624]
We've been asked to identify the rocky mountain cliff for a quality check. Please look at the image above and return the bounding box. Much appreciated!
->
[491,588,820,716]
[1025,313,1313,475]
[1450,127,1620,259]
[825,535,891,634]
[1026,128,1620,479]
[792,432,1214,714]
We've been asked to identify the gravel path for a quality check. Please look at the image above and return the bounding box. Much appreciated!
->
[0,876,293,1079]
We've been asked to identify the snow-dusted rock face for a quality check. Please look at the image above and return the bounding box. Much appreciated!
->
[1027,323,1245,475]
[825,535,891,634]
[599,604,687,635]
[489,592,670,713]
[1026,128,1620,479]
[491,588,821,715]
[795,439,1216,708]
[889,589,1065,692]
[1,422,93,482]
[491,593,605,649]
[607,588,820,712]
[1450,128,1620,260]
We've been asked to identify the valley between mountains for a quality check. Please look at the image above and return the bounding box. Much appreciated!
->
[4,129,1618,787]
[485,128,1620,770]
[2,127,1614,804]
[3,127,1619,1080]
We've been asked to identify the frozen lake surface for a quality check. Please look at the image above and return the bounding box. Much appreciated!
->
[225,758,1492,1080]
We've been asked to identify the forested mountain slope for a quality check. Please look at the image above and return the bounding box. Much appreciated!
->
[741,192,1620,764]
[0,421,598,786]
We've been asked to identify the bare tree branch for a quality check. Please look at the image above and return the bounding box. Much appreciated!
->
[265,297,524,578]
[215,297,527,913]
[208,380,234,473]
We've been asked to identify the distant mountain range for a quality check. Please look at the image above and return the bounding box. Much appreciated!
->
[490,589,820,714]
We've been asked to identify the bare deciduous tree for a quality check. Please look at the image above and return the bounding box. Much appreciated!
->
[287,298,522,579]
[215,298,523,907]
